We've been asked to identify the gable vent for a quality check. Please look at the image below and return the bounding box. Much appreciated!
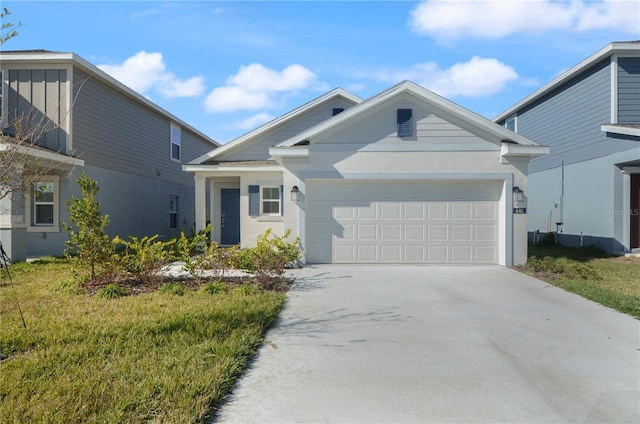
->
[397,109,413,137]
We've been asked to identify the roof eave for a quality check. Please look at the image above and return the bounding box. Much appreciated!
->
[494,41,640,122]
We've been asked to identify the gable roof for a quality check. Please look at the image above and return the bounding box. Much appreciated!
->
[0,50,219,147]
[493,41,640,123]
[189,88,363,164]
[276,80,541,148]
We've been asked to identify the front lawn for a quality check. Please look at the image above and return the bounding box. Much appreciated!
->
[0,257,287,423]
[518,245,640,319]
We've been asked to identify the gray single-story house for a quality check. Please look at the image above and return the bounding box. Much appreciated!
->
[185,81,548,266]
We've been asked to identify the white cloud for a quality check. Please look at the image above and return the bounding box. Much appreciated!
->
[233,112,275,130]
[98,51,205,98]
[409,0,640,41]
[204,86,271,112]
[376,57,518,97]
[205,63,318,113]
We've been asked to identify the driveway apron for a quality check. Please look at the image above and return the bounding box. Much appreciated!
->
[214,265,639,423]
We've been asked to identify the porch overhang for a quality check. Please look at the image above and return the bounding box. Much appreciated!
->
[601,124,640,138]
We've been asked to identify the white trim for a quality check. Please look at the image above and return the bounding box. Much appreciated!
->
[494,42,640,123]
[0,143,85,167]
[268,147,309,157]
[260,186,282,216]
[611,55,619,124]
[183,164,283,174]
[601,125,640,137]
[500,143,550,163]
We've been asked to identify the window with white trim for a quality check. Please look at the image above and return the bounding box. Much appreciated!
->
[170,124,181,161]
[261,187,281,215]
[27,176,60,231]
[504,115,517,132]
[169,195,179,229]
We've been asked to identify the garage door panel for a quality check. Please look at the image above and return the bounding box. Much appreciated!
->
[356,245,377,262]
[306,180,500,264]
[451,203,472,219]
[450,224,472,241]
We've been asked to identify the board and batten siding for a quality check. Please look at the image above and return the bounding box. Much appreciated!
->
[618,57,640,124]
[7,69,69,153]
[517,58,635,173]
[217,97,357,162]
[71,68,210,186]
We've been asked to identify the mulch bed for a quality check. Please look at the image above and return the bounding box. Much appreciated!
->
[81,274,294,296]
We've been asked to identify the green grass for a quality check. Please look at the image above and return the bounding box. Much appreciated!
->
[0,258,286,423]
[523,245,640,318]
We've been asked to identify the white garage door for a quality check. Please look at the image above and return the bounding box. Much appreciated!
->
[306,180,501,264]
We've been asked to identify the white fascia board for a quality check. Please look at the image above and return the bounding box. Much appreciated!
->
[182,164,283,173]
[278,80,540,147]
[494,42,640,123]
[0,143,85,167]
[500,143,550,158]
[0,52,219,148]
[268,147,309,157]
[601,125,640,138]
[195,88,364,164]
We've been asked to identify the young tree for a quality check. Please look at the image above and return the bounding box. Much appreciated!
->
[62,173,114,281]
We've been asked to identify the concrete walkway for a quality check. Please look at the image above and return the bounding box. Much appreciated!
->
[213,265,639,423]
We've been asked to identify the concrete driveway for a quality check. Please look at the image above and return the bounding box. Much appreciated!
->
[214,265,639,423]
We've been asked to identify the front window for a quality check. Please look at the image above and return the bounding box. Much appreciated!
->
[170,124,181,161]
[33,182,55,225]
[169,195,179,229]
[261,187,281,215]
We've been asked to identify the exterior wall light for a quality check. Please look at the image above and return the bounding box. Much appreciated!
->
[290,185,300,202]
[513,186,526,214]
[513,186,524,203]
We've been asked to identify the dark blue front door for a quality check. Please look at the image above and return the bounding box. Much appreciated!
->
[221,189,240,245]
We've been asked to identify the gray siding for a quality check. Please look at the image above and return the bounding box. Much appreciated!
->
[517,58,637,173]
[315,94,496,147]
[72,68,212,186]
[7,69,69,153]
[618,57,640,124]
[218,97,357,161]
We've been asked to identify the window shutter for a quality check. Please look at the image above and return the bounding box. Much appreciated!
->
[248,185,259,216]
[280,185,284,216]
[397,109,413,137]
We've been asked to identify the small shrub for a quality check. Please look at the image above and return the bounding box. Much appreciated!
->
[97,283,127,299]
[200,281,226,295]
[232,229,301,284]
[166,226,210,280]
[114,235,169,284]
[195,243,238,280]
[158,282,185,296]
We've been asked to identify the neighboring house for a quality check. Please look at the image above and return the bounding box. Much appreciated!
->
[185,81,548,266]
[494,41,640,253]
[0,50,219,262]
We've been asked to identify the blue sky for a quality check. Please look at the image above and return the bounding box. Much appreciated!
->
[3,1,639,143]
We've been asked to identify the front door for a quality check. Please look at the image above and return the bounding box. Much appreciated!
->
[221,189,240,245]
[631,174,640,249]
